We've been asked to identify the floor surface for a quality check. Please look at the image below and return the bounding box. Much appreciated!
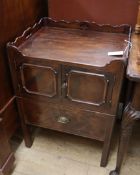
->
[10,123,140,175]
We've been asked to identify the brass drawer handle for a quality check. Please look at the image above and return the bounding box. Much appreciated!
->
[57,116,70,124]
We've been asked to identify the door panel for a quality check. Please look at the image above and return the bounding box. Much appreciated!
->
[20,64,57,97]
[62,66,115,111]
[66,70,109,106]
[17,62,61,99]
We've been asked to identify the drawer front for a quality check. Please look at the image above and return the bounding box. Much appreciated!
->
[21,99,114,141]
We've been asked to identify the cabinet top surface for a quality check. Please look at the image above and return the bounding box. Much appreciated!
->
[127,33,140,82]
[11,18,131,67]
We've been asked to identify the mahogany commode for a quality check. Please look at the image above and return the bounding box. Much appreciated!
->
[7,18,131,167]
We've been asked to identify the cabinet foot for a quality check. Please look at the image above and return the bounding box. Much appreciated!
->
[24,130,33,148]
[101,117,115,167]
[16,98,33,148]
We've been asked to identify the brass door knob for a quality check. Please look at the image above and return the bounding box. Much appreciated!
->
[62,82,67,89]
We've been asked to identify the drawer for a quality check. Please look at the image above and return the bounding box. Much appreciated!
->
[21,99,114,141]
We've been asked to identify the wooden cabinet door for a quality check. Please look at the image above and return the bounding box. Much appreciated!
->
[62,66,115,113]
[16,59,61,100]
